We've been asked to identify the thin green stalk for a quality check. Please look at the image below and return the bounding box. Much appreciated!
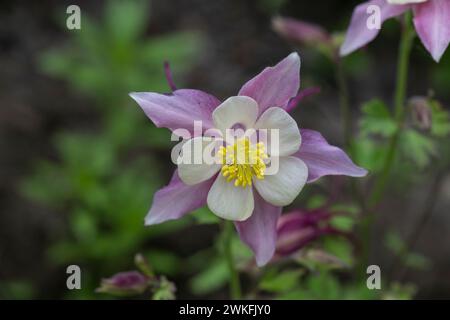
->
[393,13,414,122]
[222,221,241,299]
[335,56,368,216]
[336,58,352,150]
[358,12,414,276]
[368,12,414,209]
[357,211,375,278]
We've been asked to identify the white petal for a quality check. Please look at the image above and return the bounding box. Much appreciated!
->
[207,174,254,221]
[255,107,301,157]
[212,96,259,133]
[178,137,221,185]
[253,156,308,206]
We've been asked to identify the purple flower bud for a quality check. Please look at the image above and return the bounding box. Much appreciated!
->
[96,271,149,296]
[275,209,335,257]
[409,96,432,131]
[272,16,332,47]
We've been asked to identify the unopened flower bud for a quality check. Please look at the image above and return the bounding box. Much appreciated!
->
[275,210,332,257]
[135,253,154,277]
[272,16,336,60]
[96,271,149,296]
[409,96,432,131]
[272,16,331,46]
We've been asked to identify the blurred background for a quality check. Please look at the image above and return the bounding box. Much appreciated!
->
[0,0,449,299]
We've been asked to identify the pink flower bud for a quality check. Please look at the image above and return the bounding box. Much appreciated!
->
[409,96,432,131]
[96,271,149,296]
[275,209,336,257]
[272,16,332,47]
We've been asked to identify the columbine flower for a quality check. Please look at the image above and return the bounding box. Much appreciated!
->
[96,271,149,296]
[130,53,367,266]
[340,0,450,62]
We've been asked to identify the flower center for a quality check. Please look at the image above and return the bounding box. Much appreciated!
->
[218,138,268,188]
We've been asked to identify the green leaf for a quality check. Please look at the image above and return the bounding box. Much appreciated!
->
[152,276,176,300]
[360,99,396,137]
[404,252,431,270]
[139,32,202,71]
[104,0,148,44]
[300,269,341,299]
[329,215,354,232]
[260,269,304,293]
[306,194,328,210]
[322,237,353,267]
[400,129,436,168]
[352,136,389,173]
[145,250,181,276]
[430,100,450,137]
[329,203,359,215]
[382,282,416,300]
[384,231,405,254]
[20,161,71,205]
[384,233,430,271]
[71,209,98,242]
[189,258,228,295]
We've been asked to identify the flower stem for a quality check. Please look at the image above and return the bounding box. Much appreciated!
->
[393,13,414,122]
[335,57,368,213]
[336,58,352,150]
[368,12,414,208]
[222,221,241,299]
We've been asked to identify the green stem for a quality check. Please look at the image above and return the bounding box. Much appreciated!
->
[368,12,414,209]
[335,57,368,216]
[336,58,352,150]
[357,211,374,278]
[393,13,414,122]
[222,221,241,299]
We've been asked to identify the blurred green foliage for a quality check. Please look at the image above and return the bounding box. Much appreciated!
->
[385,231,430,271]
[354,98,449,176]
[22,0,200,298]
[41,1,199,102]
[16,0,450,301]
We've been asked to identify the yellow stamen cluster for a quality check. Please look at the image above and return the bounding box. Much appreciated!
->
[218,138,268,188]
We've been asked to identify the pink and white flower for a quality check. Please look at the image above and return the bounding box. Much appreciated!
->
[340,0,450,62]
[130,53,367,266]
